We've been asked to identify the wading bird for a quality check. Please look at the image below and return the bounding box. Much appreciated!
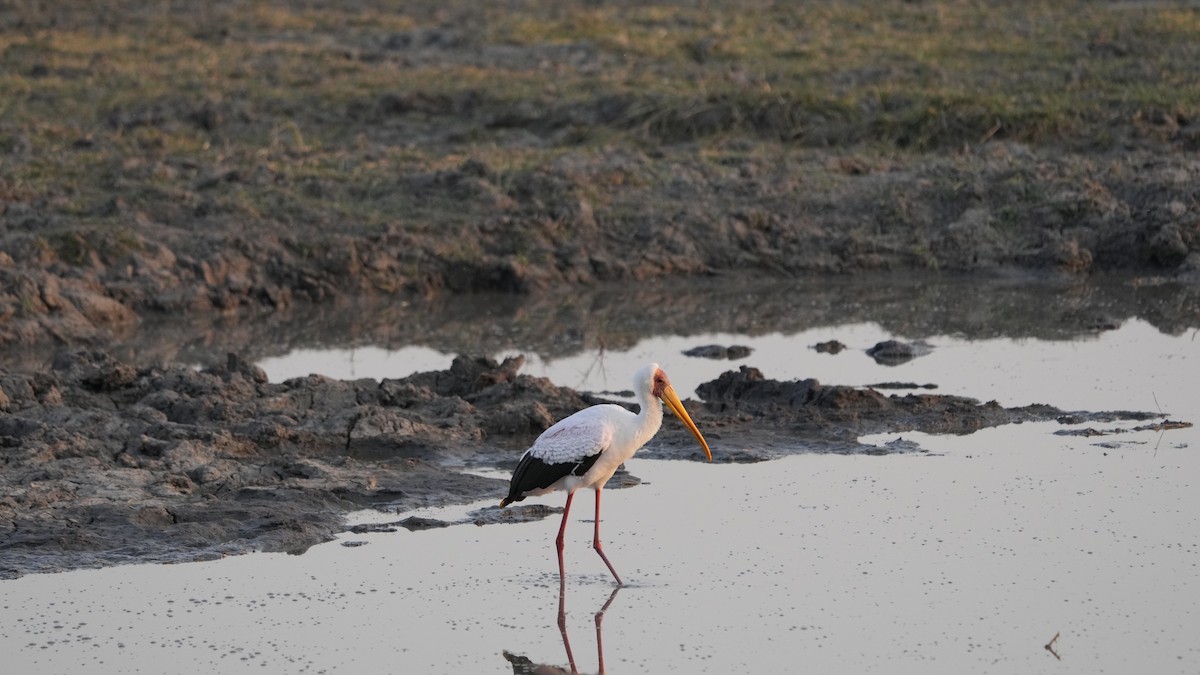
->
[500,363,712,586]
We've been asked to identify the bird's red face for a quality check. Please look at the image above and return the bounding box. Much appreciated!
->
[651,368,671,398]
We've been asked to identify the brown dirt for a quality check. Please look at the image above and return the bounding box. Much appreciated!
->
[3,145,1199,349]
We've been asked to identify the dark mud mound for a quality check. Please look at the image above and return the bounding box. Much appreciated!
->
[682,344,754,360]
[688,365,1151,458]
[0,351,585,578]
[865,339,933,366]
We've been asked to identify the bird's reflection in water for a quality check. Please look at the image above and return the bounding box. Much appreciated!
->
[503,585,622,675]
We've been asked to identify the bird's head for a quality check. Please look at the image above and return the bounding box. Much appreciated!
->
[639,363,713,462]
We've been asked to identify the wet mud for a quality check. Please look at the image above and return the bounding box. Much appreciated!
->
[0,350,1161,579]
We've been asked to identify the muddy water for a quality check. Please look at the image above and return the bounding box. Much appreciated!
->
[1,277,1197,674]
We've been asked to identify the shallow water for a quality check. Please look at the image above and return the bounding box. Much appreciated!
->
[2,278,1198,674]
[260,318,1194,414]
[0,424,1195,674]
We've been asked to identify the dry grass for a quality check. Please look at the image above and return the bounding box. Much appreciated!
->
[1,0,1197,246]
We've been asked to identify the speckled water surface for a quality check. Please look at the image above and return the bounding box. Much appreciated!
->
[2,308,1196,674]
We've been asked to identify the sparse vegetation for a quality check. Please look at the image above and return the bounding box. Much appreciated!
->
[1,0,1197,345]
[3,0,1197,229]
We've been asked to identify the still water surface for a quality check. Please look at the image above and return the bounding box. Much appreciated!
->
[1,278,1196,673]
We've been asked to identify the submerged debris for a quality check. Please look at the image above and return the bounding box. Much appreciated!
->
[683,344,754,360]
[1056,411,1160,424]
[866,339,933,365]
[864,437,926,455]
[868,382,939,390]
[1056,427,1107,437]
[1055,419,1192,436]
[812,340,847,354]
[1137,420,1193,432]
[397,516,453,531]
[472,503,563,526]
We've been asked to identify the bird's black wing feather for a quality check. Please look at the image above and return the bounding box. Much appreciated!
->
[500,452,603,506]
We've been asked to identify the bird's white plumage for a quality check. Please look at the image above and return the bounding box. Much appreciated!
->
[512,363,665,498]
[526,404,620,465]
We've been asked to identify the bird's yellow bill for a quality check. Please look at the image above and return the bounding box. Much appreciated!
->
[661,384,713,462]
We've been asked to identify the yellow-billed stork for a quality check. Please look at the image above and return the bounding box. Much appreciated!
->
[500,363,712,586]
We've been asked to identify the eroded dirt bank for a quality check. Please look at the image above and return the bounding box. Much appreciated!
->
[0,352,1161,579]
[4,146,1199,350]
[3,1,1200,350]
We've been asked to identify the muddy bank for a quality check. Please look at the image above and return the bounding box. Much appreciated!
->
[0,352,583,579]
[3,273,1199,377]
[0,351,1158,579]
[3,145,1199,351]
[4,1,1200,351]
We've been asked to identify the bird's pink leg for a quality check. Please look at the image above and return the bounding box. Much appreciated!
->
[556,491,575,585]
[557,493,580,673]
[592,489,623,586]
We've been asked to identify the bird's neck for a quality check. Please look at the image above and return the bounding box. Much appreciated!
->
[635,392,664,448]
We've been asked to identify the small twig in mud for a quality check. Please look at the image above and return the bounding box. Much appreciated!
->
[1146,393,1194,456]
[1045,631,1061,660]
